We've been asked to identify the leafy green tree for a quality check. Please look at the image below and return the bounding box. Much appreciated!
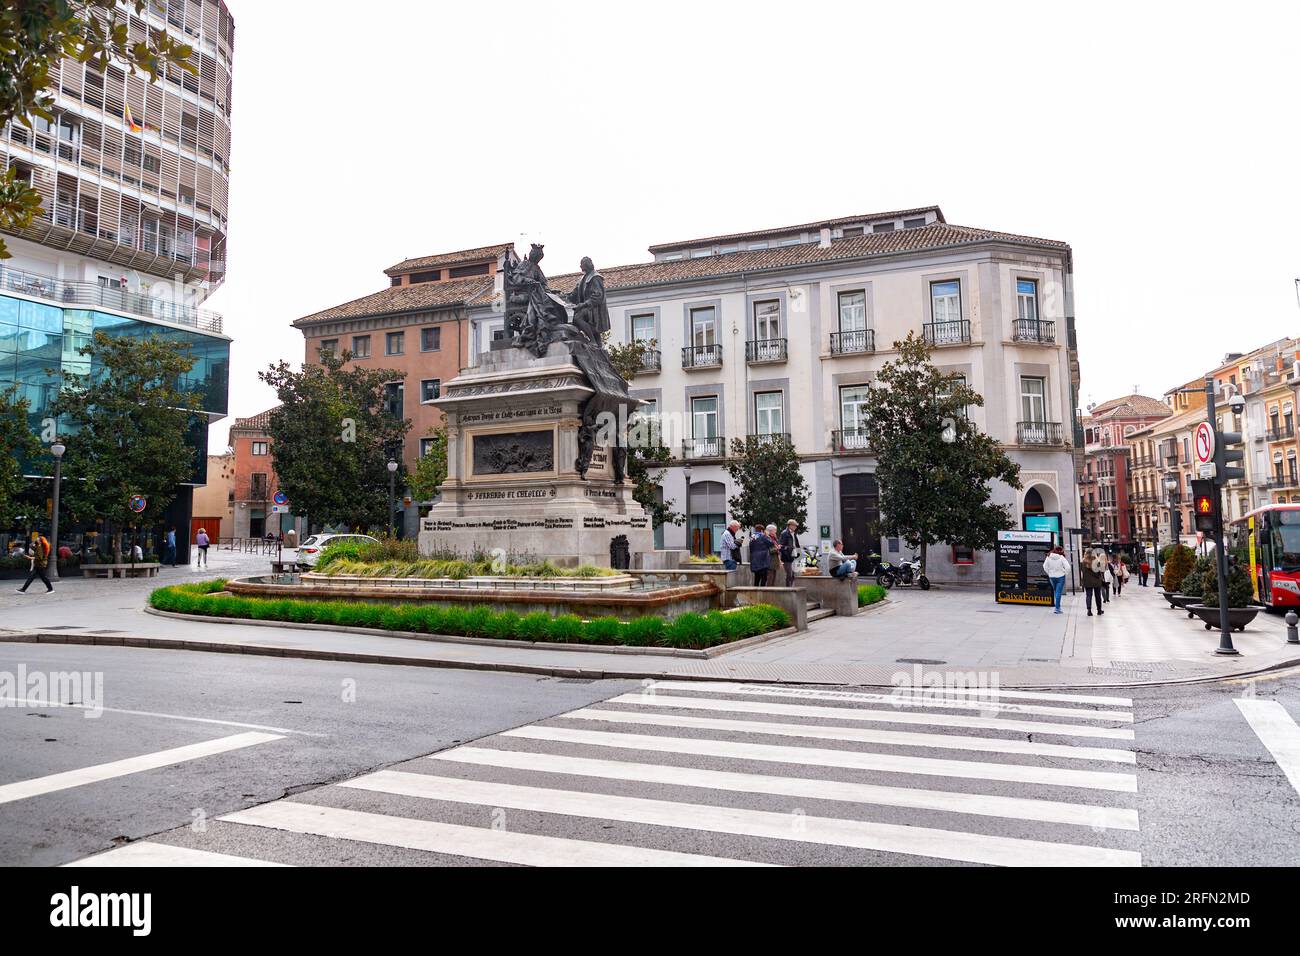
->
[604,337,682,529]
[259,351,410,532]
[52,331,201,560]
[0,2,197,259]
[864,332,1021,572]
[0,387,41,528]
[408,426,447,504]
[725,434,810,531]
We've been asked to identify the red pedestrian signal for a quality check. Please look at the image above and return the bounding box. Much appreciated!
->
[1196,495,1213,515]
[1190,479,1217,533]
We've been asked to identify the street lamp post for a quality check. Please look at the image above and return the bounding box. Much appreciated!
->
[1151,509,1161,587]
[48,442,65,581]
[387,459,398,538]
[682,462,693,556]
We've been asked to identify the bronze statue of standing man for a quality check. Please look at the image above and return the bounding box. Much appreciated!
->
[567,256,610,343]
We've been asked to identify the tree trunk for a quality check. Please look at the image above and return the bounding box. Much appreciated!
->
[112,529,122,565]
[920,540,928,577]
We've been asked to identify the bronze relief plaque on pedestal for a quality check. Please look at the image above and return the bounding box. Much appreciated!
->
[471,430,555,475]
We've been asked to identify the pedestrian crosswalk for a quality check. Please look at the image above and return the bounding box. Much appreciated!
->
[70,678,1146,867]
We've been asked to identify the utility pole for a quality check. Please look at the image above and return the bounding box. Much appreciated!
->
[1204,376,1245,654]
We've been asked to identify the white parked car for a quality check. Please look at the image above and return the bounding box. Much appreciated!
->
[294,533,380,568]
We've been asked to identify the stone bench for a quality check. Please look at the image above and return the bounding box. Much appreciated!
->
[797,574,861,617]
[81,563,161,579]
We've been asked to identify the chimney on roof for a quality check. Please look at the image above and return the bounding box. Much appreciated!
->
[819,228,832,250]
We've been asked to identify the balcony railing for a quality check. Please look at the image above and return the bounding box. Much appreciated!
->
[923,320,971,346]
[749,431,791,447]
[682,343,723,369]
[745,338,787,363]
[634,348,661,373]
[830,329,875,354]
[1012,318,1056,343]
[832,427,872,454]
[1268,476,1299,490]
[1267,426,1295,442]
[1017,421,1064,445]
[0,264,223,334]
[682,435,726,459]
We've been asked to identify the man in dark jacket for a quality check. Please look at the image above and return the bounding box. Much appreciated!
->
[779,519,801,587]
[749,524,773,586]
[1080,550,1106,617]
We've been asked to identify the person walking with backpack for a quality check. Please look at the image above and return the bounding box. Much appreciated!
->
[16,532,53,594]
[1081,549,1106,617]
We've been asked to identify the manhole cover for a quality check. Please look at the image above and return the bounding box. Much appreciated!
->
[896,658,947,665]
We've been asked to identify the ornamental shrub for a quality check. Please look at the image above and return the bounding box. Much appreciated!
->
[1202,562,1255,609]
[1161,545,1196,593]
[623,615,666,646]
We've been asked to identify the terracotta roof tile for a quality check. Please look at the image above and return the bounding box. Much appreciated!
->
[1087,394,1173,420]
[293,275,494,327]
[231,406,278,432]
[647,206,947,252]
[383,243,514,276]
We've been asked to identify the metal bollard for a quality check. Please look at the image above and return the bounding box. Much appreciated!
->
[1287,611,1300,645]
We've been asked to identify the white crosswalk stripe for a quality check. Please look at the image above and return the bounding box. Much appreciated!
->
[66,682,1151,867]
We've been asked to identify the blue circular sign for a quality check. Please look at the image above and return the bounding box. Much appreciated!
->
[129,494,147,513]
[273,491,288,506]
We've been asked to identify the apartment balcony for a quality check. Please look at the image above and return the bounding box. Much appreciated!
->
[745,338,787,364]
[831,427,872,455]
[1267,476,1300,491]
[681,435,726,460]
[923,319,971,346]
[0,263,223,334]
[1266,426,1295,442]
[682,344,723,370]
[633,348,661,374]
[748,431,792,448]
[1017,421,1065,446]
[829,329,875,355]
[1012,318,1056,344]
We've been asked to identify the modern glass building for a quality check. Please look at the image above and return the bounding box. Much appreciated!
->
[0,275,230,545]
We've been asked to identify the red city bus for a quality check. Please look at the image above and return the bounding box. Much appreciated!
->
[1228,504,1300,608]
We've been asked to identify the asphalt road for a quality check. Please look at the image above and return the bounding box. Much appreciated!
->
[0,643,636,866]
[2,642,1298,866]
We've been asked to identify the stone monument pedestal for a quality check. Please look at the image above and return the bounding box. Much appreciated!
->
[419,341,653,567]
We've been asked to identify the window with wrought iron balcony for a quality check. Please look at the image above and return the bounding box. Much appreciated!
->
[1016,421,1064,445]
[746,338,787,364]
[1012,318,1056,343]
[682,434,726,460]
[830,329,875,355]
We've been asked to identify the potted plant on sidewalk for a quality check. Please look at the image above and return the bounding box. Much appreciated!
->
[1187,561,1261,631]
[1170,555,1213,616]
[1160,544,1195,605]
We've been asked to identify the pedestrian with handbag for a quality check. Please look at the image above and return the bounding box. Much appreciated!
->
[16,532,53,594]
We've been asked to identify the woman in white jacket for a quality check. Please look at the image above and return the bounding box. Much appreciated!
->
[1043,546,1070,614]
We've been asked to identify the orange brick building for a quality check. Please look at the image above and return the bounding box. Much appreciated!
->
[229,407,305,540]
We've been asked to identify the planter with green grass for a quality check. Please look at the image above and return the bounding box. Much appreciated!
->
[149,581,792,651]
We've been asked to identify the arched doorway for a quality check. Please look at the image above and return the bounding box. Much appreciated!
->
[687,480,726,557]
[839,473,880,558]
[1024,487,1045,514]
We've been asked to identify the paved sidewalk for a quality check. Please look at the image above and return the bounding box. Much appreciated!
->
[0,570,1297,687]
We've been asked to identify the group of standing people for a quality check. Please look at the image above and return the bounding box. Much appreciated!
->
[1042,546,1135,616]
[1079,549,1130,616]
[718,519,807,587]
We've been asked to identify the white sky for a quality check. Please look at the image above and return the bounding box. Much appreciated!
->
[205,0,1300,448]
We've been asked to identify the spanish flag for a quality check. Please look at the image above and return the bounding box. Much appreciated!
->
[124,103,143,133]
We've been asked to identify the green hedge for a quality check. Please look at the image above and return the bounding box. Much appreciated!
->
[857,584,887,607]
[314,540,618,579]
[148,583,790,651]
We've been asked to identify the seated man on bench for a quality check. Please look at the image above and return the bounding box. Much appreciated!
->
[828,540,859,580]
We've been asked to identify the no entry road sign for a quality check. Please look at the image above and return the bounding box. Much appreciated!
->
[1194,422,1215,464]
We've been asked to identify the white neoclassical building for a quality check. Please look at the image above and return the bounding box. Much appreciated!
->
[466,206,1080,583]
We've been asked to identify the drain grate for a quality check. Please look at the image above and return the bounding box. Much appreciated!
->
[556,678,596,684]
[896,658,947,665]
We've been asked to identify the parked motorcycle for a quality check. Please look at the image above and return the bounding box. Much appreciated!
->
[876,557,930,590]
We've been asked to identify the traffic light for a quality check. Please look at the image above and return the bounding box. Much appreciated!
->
[1214,417,1245,483]
[1191,479,1217,533]
[1171,508,1183,542]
